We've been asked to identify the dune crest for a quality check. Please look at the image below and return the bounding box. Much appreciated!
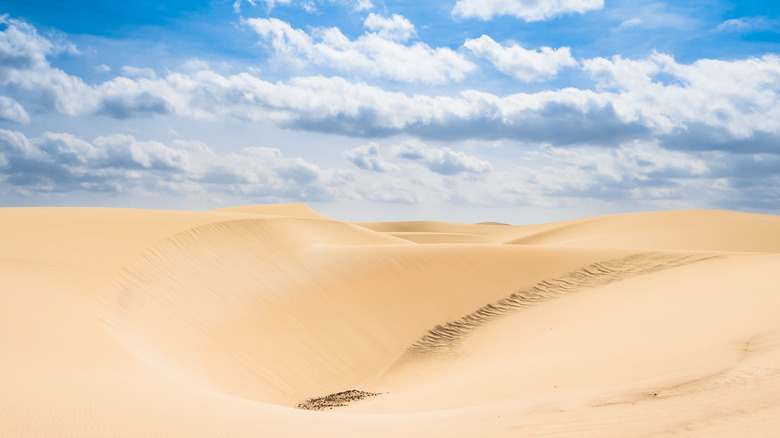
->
[210,203,329,219]
[505,209,780,252]
[406,252,722,355]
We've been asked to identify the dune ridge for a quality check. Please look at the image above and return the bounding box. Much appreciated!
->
[504,209,780,252]
[210,203,330,219]
[407,251,722,355]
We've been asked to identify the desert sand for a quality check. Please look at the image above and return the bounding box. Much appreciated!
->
[1,205,779,437]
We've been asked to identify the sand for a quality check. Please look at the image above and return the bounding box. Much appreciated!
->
[1,205,779,437]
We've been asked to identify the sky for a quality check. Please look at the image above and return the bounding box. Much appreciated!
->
[0,0,779,223]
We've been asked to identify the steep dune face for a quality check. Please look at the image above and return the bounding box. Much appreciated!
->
[105,215,632,406]
[3,206,780,437]
[105,217,408,404]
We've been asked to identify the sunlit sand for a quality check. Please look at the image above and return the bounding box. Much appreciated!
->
[2,205,779,437]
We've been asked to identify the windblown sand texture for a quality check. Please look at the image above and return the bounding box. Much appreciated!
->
[2,205,780,437]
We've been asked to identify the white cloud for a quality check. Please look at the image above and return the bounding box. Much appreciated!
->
[9,58,775,151]
[244,17,474,84]
[610,3,693,31]
[452,0,604,21]
[233,0,368,14]
[363,13,416,42]
[464,35,577,82]
[244,17,312,56]
[245,0,291,13]
[394,140,492,175]
[3,17,780,155]
[354,0,372,11]
[582,52,780,142]
[180,58,210,71]
[618,17,643,29]
[0,15,55,69]
[496,141,713,207]
[2,127,777,211]
[717,18,751,32]
[96,77,173,119]
[0,128,39,159]
[302,1,317,13]
[91,134,196,171]
[271,0,294,6]
[0,96,30,123]
[3,17,779,214]
[717,16,778,33]
[0,16,95,115]
[343,142,399,172]
[0,128,345,201]
[276,155,322,184]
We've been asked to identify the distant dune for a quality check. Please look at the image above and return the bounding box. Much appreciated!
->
[2,205,779,437]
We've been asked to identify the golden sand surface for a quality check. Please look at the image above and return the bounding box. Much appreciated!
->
[2,205,779,437]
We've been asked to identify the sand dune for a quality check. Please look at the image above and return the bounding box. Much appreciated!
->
[2,205,780,437]
[384,231,499,244]
[211,203,331,219]
[504,209,780,252]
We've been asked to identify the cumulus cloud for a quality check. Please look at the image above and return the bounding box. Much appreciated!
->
[3,17,780,154]
[354,0,372,11]
[0,128,344,201]
[582,52,780,149]
[343,142,399,172]
[0,129,138,192]
[97,78,173,119]
[0,15,55,71]
[464,35,577,81]
[0,96,30,123]
[363,13,416,42]
[91,134,196,171]
[2,127,776,211]
[0,129,486,206]
[0,15,94,114]
[244,17,474,84]
[452,0,604,21]
[394,140,492,175]
[495,141,716,207]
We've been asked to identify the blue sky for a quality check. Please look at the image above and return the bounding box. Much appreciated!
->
[0,0,779,223]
